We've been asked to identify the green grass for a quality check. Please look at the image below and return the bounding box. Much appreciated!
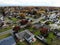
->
[0,27,12,33]
[34,30,40,35]
[17,39,44,45]
[16,41,28,45]
[0,33,11,40]
[46,32,56,44]
[31,39,44,45]
[11,18,18,22]
[51,38,60,45]
[40,19,45,22]
[28,27,34,31]
[26,27,41,35]
[26,27,40,35]
[48,32,55,38]
[19,28,25,32]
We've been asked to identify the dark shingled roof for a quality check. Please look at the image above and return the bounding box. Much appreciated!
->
[0,36,16,45]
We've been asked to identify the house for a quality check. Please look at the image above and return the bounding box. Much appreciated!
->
[0,36,16,45]
[49,24,60,29]
[49,13,57,20]
[15,30,36,43]
[24,31,36,43]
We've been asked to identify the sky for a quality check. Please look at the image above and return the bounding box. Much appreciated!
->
[0,0,60,7]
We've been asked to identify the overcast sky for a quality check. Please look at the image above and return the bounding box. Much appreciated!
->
[0,0,60,7]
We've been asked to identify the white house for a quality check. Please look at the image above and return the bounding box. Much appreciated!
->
[49,24,60,29]
[15,30,36,43]
[49,13,57,20]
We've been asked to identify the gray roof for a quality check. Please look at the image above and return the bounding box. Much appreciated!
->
[16,30,34,40]
[24,32,31,39]
[0,36,16,45]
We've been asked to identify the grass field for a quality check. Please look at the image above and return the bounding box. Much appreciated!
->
[0,33,11,40]
[0,27,12,33]
[11,18,18,22]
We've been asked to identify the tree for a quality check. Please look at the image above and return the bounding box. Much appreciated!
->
[13,25,20,33]
[20,19,28,25]
[19,13,25,19]
[40,27,48,37]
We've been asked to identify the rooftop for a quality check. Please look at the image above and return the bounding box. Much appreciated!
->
[16,30,34,40]
[0,36,16,45]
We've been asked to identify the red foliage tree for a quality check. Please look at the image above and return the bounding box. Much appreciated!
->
[13,26,20,32]
[20,19,28,25]
[40,27,48,34]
